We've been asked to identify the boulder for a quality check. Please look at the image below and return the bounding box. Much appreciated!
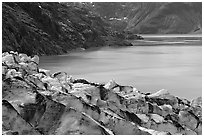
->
[104,80,118,90]
[150,114,165,123]
[19,53,31,63]
[2,100,40,135]
[39,68,51,76]
[147,89,170,98]
[191,97,202,107]
[2,54,15,66]
[178,110,199,130]
[31,55,40,65]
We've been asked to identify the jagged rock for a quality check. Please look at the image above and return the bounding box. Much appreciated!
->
[149,121,178,134]
[159,104,173,116]
[147,89,169,98]
[136,114,150,123]
[104,80,118,90]
[39,68,51,76]
[2,52,202,135]
[52,72,72,91]
[146,89,179,108]
[2,100,40,135]
[150,114,165,123]
[178,110,199,130]
[2,65,8,75]
[2,53,15,66]
[41,76,63,92]
[19,53,31,63]
[194,122,202,135]
[71,83,100,105]
[138,126,170,135]
[191,97,202,107]
[31,55,39,65]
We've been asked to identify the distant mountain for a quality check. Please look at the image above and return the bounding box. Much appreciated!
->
[93,2,202,34]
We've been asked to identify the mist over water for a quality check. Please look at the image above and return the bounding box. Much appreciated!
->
[39,35,202,100]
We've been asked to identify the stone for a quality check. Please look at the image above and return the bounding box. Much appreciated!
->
[150,121,178,134]
[2,54,15,65]
[2,100,40,135]
[39,68,51,76]
[136,114,150,123]
[104,80,118,90]
[19,53,31,63]
[2,66,8,75]
[31,55,39,64]
[178,110,198,130]
[150,114,165,123]
[159,104,173,116]
[148,89,170,98]
[191,97,202,107]
[138,126,170,135]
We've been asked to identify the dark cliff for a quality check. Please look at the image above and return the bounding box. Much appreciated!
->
[2,2,132,56]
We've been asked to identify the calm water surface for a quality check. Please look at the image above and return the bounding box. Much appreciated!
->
[39,35,202,100]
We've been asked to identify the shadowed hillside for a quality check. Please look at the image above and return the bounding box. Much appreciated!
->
[2,2,133,56]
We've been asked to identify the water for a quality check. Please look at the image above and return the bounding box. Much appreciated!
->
[39,35,202,100]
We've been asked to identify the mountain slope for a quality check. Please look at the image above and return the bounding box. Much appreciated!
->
[93,2,202,34]
[2,2,109,55]
[2,2,134,56]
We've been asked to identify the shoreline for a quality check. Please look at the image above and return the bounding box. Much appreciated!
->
[2,51,202,135]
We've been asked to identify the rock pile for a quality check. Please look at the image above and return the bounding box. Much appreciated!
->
[2,51,202,135]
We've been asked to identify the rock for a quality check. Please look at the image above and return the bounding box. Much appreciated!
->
[104,80,118,90]
[178,110,199,130]
[52,72,72,91]
[19,53,31,63]
[2,51,202,135]
[31,55,39,65]
[194,122,202,135]
[159,104,173,116]
[2,100,40,135]
[2,66,8,75]
[150,114,165,123]
[147,89,170,98]
[136,114,150,123]
[39,68,51,76]
[41,76,62,92]
[2,54,15,66]
[150,121,178,134]
[147,89,178,108]
[191,97,202,107]
[138,126,170,135]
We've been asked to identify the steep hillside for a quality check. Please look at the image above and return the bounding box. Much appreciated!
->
[2,2,133,56]
[93,2,202,34]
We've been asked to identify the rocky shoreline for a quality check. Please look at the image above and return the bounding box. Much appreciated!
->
[2,51,202,135]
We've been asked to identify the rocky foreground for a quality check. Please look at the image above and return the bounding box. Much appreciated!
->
[2,51,202,135]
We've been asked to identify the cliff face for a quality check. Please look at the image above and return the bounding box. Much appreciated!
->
[93,2,202,34]
[2,2,108,56]
[2,51,202,135]
[2,2,134,56]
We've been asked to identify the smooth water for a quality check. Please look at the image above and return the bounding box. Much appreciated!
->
[39,35,202,100]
